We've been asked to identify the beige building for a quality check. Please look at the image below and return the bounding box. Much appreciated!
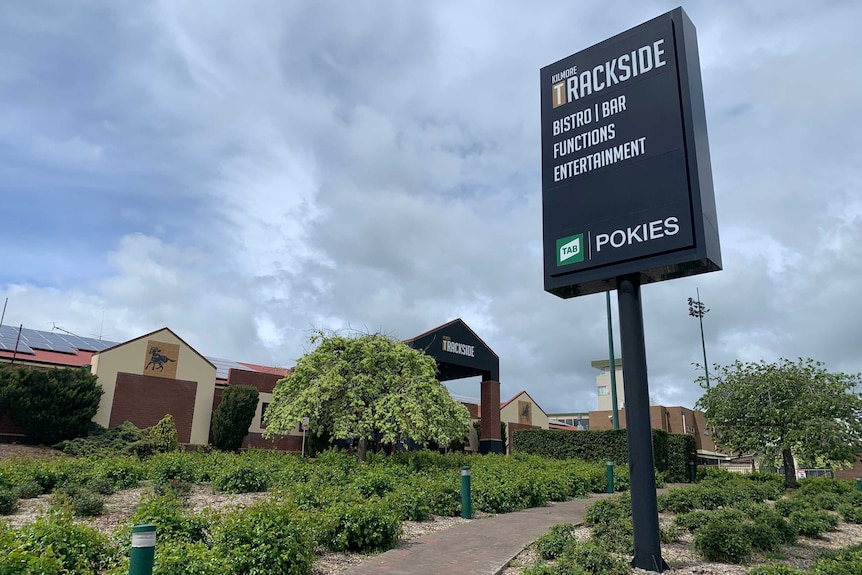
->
[91,328,218,445]
[593,358,624,411]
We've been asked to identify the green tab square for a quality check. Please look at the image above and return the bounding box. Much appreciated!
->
[556,233,584,266]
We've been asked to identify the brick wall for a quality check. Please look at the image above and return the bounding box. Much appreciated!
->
[110,372,197,444]
[226,369,281,393]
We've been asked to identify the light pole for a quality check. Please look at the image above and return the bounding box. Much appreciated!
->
[606,292,620,429]
[687,288,710,388]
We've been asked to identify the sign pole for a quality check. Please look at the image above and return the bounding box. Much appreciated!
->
[617,275,667,572]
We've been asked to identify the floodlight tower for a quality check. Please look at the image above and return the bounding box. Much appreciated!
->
[687,288,710,388]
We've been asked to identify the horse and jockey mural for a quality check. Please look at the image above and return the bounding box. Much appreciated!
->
[143,340,179,379]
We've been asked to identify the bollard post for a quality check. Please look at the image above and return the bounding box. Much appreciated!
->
[689,461,696,483]
[606,460,614,493]
[129,524,156,575]
[856,478,861,492]
[460,466,472,519]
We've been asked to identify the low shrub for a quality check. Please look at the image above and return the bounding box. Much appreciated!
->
[13,480,43,499]
[555,540,629,575]
[54,421,147,457]
[130,494,209,544]
[212,464,271,494]
[811,542,862,575]
[584,492,631,527]
[154,478,193,501]
[839,502,862,524]
[693,515,753,563]
[657,487,698,514]
[51,485,104,517]
[0,488,17,514]
[87,475,115,496]
[214,501,314,575]
[747,564,803,575]
[788,508,839,537]
[534,523,578,560]
[384,483,432,522]
[426,476,461,517]
[675,509,715,532]
[697,485,728,510]
[744,504,798,545]
[147,452,199,485]
[776,496,816,517]
[13,511,119,574]
[321,499,401,553]
[150,541,230,575]
[661,523,681,543]
[742,521,782,552]
[798,478,853,496]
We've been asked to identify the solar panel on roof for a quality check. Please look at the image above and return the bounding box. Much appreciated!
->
[206,356,251,380]
[0,325,18,338]
[38,332,79,354]
[0,337,35,354]
[72,336,114,352]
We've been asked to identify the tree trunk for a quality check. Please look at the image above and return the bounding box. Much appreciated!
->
[357,438,367,463]
[782,447,797,487]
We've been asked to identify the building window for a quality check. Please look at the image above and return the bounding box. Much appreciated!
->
[260,403,269,429]
[597,386,609,396]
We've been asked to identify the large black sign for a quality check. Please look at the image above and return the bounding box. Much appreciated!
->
[542,8,721,298]
[404,319,499,382]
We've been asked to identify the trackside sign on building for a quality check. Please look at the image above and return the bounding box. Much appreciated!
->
[541,8,721,298]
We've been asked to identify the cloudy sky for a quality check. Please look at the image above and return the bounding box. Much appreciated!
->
[2,1,861,414]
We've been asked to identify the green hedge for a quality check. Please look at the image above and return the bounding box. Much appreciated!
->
[512,428,696,483]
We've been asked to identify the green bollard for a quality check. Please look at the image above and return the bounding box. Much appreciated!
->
[606,460,614,493]
[129,524,156,575]
[856,478,861,492]
[461,466,472,519]
[689,461,697,483]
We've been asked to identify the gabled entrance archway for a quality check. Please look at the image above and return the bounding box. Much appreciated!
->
[404,319,502,454]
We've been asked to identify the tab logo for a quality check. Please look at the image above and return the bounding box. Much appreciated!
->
[556,233,584,266]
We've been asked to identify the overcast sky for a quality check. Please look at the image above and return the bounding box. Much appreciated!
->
[2,1,861,414]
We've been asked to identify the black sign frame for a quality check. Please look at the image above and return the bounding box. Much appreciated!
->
[541,7,721,298]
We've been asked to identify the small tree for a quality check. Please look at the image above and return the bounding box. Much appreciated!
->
[696,358,862,486]
[264,331,471,462]
[212,385,259,451]
[0,365,103,445]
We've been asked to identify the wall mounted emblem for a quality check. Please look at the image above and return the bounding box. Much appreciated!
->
[143,340,179,379]
[518,400,532,425]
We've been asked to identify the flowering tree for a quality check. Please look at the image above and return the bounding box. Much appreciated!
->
[263,332,471,461]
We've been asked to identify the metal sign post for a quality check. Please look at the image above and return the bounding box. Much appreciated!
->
[618,276,667,572]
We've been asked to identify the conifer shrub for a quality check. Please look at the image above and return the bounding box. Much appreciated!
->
[211,385,259,452]
[0,365,103,444]
[149,414,179,453]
